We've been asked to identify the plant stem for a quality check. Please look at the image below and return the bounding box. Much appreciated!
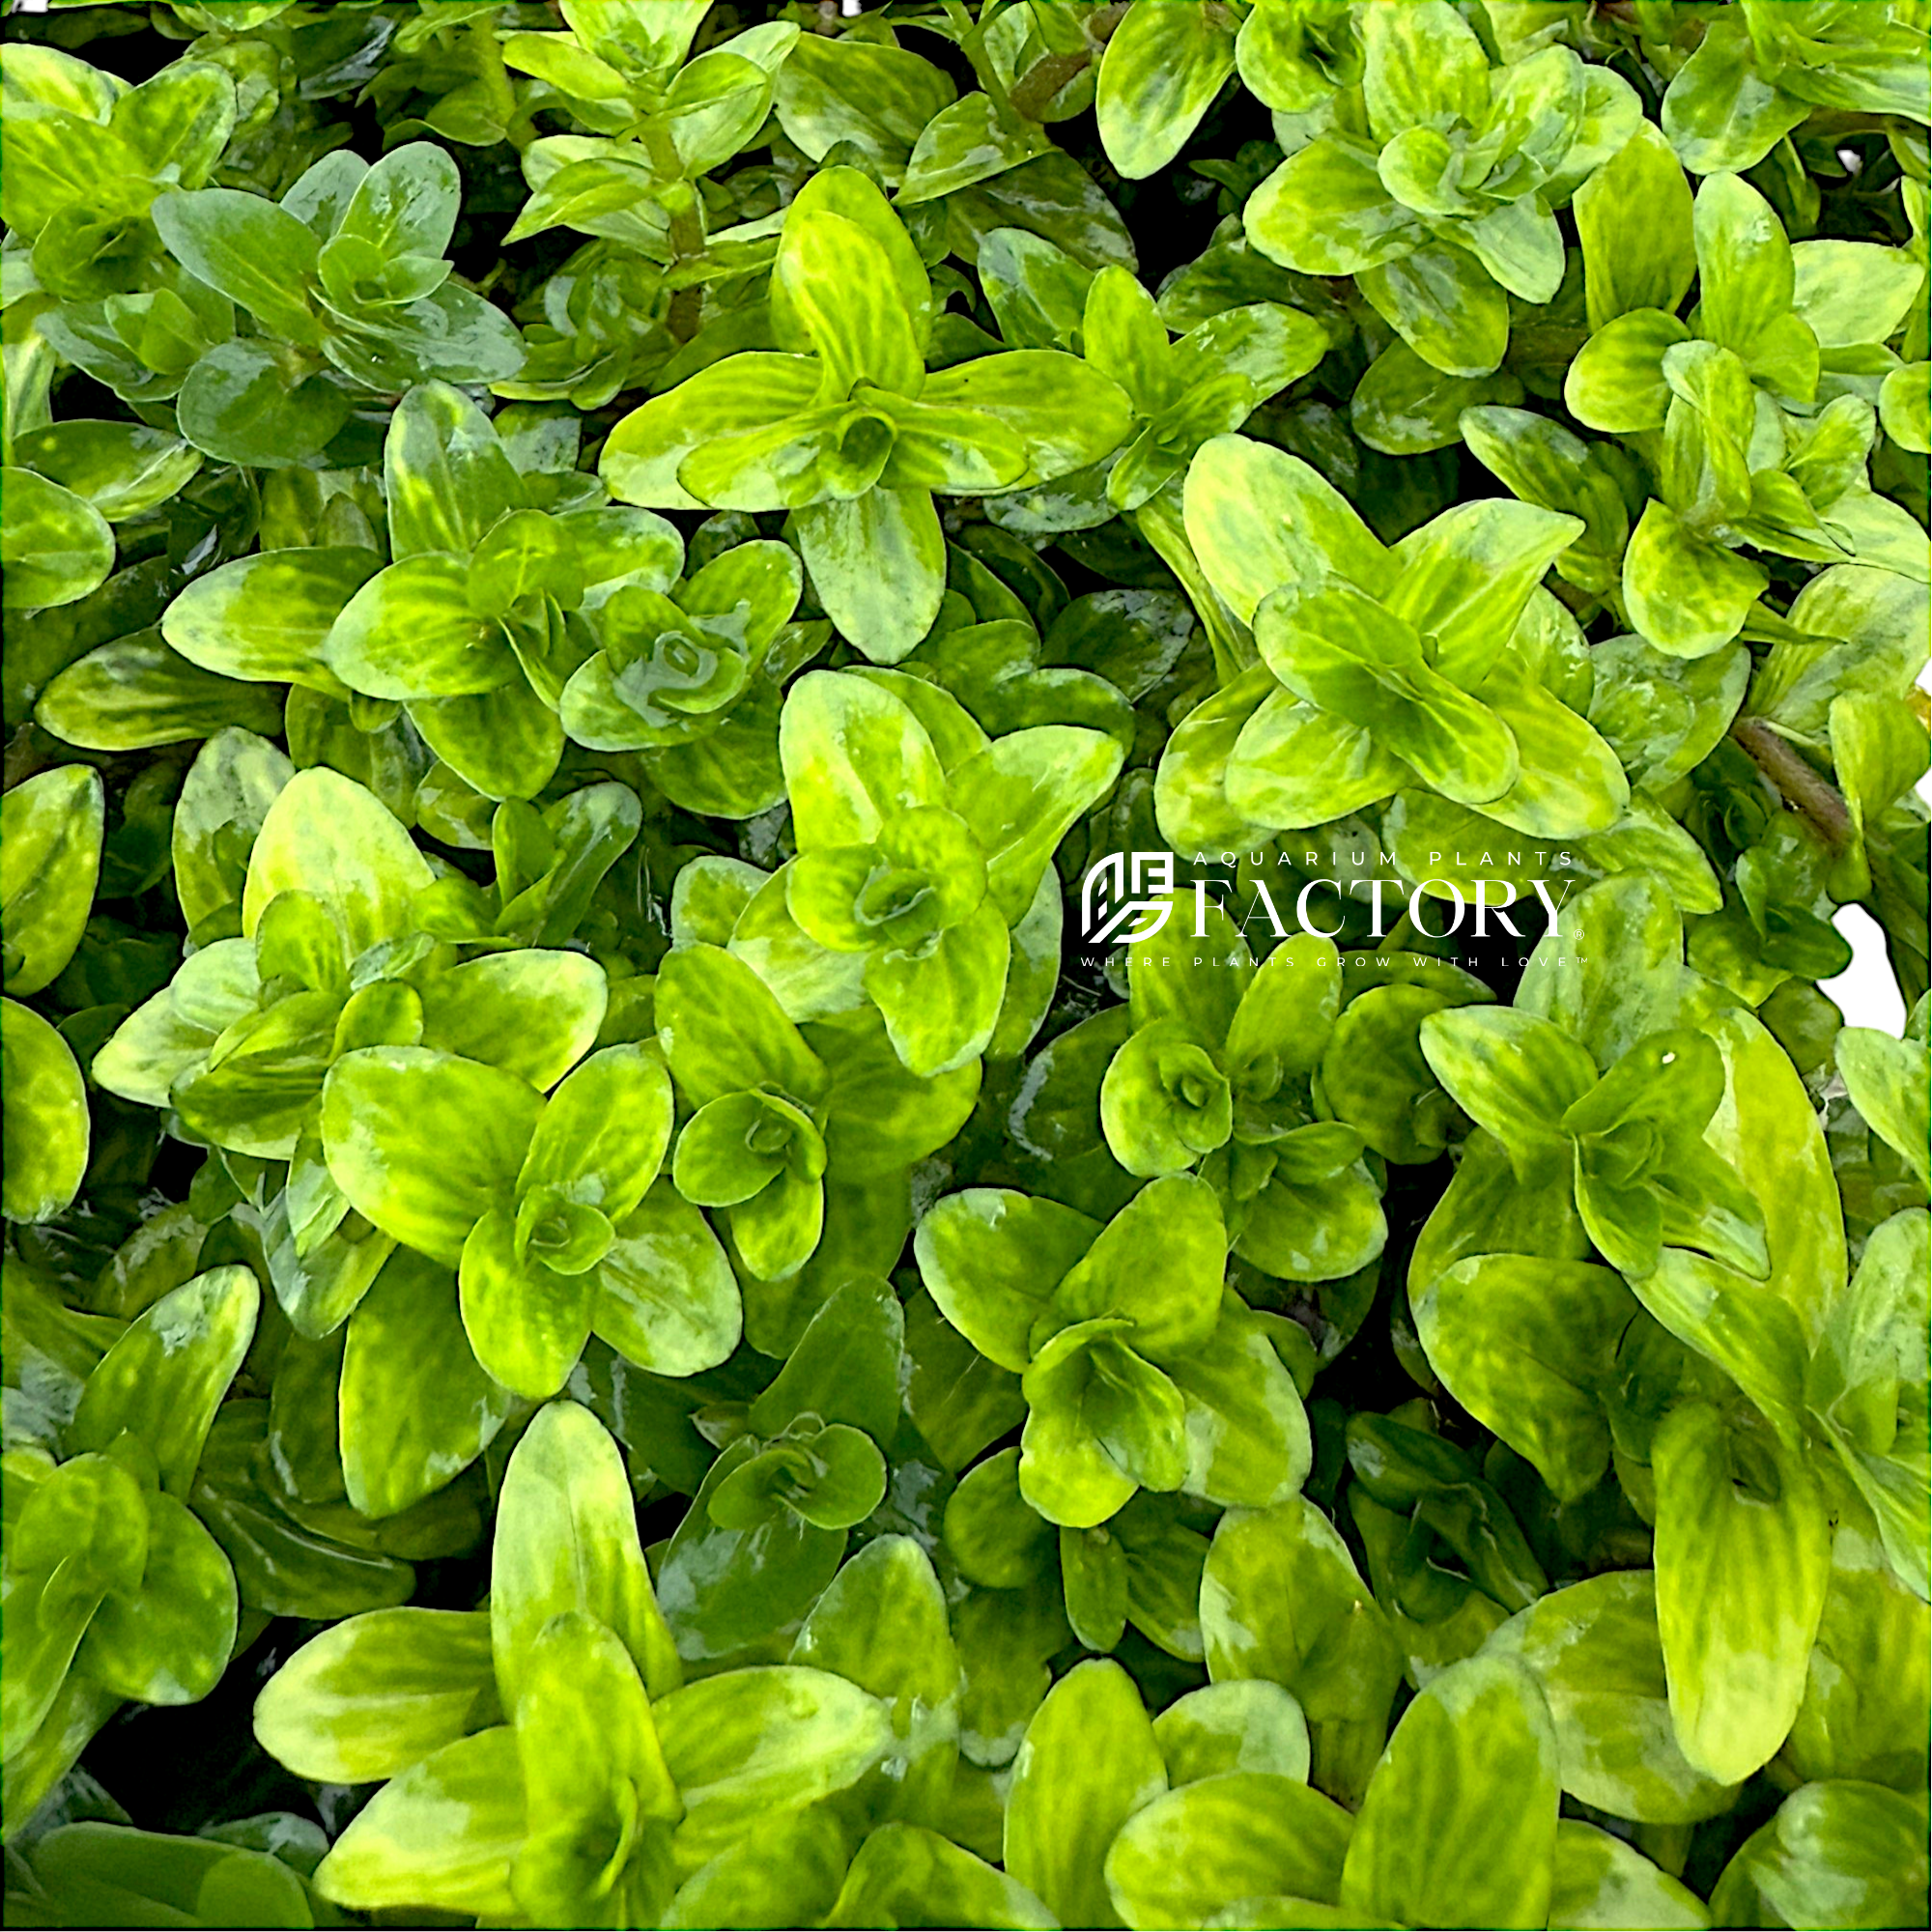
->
[1008,1,1130,120]
[940,0,1023,132]
[1730,716,1853,851]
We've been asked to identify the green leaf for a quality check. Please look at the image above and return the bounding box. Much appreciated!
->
[793,486,948,667]
[750,1272,903,1446]
[241,764,430,956]
[13,419,202,523]
[602,355,824,513]
[826,1823,1054,1931]
[410,681,564,803]
[664,1808,850,1931]
[1201,1497,1404,1805]
[1418,1007,1598,1168]
[1488,1570,1743,1825]
[1654,1400,1833,1783]
[792,1529,958,1792]
[1259,589,1506,793]
[710,1422,886,1532]
[510,1609,675,1922]
[1152,1681,1310,1786]
[773,30,956,170]
[311,1726,526,1917]
[326,555,518,701]
[815,1006,982,1173]
[2,764,103,996]
[591,1180,742,1376]
[915,1187,1100,1374]
[867,900,1010,1076]
[3,469,115,611]
[1659,19,1809,177]
[1880,360,1930,453]
[1564,309,1692,434]
[1245,141,1418,279]
[898,92,1048,207]
[152,185,321,342]
[173,339,353,469]
[1019,1324,1152,1527]
[162,548,374,696]
[492,1399,679,1711]
[379,383,523,563]
[1358,242,1511,380]
[1692,171,1797,360]
[254,1606,497,1783]
[333,140,458,261]
[1574,121,1696,330]
[1650,1004,1848,1341]
[1340,1655,1560,1931]
[515,1042,671,1219]
[418,951,608,1090]
[978,225,1094,352]
[338,1247,514,1518]
[1169,1308,1314,1507]
[33,634,286,753]
[780,669,946,847]
[1390,499,1584,688]
[1045,1175,1225,1359]
[915,351,1134,489]
[1005,1657,1167,1928]
[775,197,923,401]
[1836,1026,1932,1189]
[655,941,827,1105]
[654,1664,890,1847]
[1095,0,1240,181]
[1106,1773,1353,1931]
[1362,0,1489,133]
[1101,1020,1234,1177]
[1710,1780,1929,1932]
[1354,339,1522,457]
[457,1208,596,1400]
[1548,1820,1712,1931]
[951,724,1124,923]
[1321,980,1473,1166]
[322,1047,542,1266]
[1783,1520,1930,1789]
[1225,691,1409,830]
[1414,1256,1634,1502]
[69,1264,256,1495]
[945,1447,1055,1589]
[76,1494,236,1706]
[1183,435,1386,627]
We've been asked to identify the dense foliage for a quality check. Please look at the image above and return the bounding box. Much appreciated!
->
[2,1,1929,1927]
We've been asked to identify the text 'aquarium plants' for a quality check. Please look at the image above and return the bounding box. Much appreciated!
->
[1,0,1928,1927]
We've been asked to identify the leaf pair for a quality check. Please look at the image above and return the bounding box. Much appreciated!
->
[150,144,522,466]
[1170,434,1627,843]
[1569,168,1925,654]
[323,1040,739,1399]
[3,1269,256,1825]
[1100,908,1389,1284]
[559,536,813,818]
[772,669,1122,1075]
[94,767,445,1162]
[1420,1009,1770,1281]
[602,169,1132,660]
[258,1401,893,1923]
[1245,6,1640,374]
[917,1176,1310,1527]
